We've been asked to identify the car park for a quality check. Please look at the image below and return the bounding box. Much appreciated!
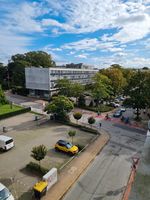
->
[0,182,14,200]
[113,110,122,117]
[55,140,79,155]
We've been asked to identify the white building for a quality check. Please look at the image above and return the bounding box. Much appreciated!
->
[25,67,98,99]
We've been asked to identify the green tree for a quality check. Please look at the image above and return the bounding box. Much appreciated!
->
[31,145,47,168]
[45,95,74,121]
[78,95,86,107]
[101,67,126,96]
[56,78,72,96]
[73,112,82,123]
[0,85,7,105]
[11,51,56,68]
[0,64,7,89]
[71,83,84,104]
[92,73,112,106]
[88,116,95,127]
[8,51,56,88]
[68,130,76,144]
[123,70,148,120]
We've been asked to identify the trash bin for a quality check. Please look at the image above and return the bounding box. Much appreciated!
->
[33,181,48,199]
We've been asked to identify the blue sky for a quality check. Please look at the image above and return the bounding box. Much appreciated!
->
[0,0,150,68]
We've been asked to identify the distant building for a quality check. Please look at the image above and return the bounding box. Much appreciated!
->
[25,66,98,99]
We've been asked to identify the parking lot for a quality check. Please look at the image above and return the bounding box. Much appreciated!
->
[0,113,95,199]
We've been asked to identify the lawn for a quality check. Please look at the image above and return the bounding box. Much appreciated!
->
[0,104,23,115]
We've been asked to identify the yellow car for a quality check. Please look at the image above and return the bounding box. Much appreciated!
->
[55,140,78,155]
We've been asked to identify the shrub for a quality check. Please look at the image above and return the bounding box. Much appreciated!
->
[76,144,85,151]
[26,162,49,176]
[73,112,82,123]
[88,116,95,126]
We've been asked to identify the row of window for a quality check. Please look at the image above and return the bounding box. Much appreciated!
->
[50,70,96,76]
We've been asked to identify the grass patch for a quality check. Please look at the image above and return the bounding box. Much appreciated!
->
[0,104,22,115]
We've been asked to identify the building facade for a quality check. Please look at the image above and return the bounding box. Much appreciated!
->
[25,67,98,99]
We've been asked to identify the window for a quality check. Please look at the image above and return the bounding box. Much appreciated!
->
[5,139,13,145]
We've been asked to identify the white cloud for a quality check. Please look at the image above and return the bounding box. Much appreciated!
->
[75,54,88,59]
[0,30,32,63]
[44,0,150,43]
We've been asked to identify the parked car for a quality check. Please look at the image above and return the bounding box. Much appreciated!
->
[120,107,126,112]
[113,110,122,117]
[0,182,14,200]
[55,140,78,155]
[0,135,14,151]
[110,102,120,108]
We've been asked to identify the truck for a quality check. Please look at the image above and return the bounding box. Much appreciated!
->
[0,135,14,151]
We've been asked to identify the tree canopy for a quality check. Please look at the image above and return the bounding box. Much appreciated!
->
[45,95,74,121]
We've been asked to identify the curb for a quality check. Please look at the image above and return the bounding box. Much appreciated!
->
[122,168,137,200]
[43,131,109,200]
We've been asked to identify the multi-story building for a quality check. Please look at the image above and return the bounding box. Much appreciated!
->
[25,66,98,99]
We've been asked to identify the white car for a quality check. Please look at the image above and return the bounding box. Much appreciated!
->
[0,183,14,200]
[120,107,126,112]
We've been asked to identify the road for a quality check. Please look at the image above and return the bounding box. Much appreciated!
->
[63,109,146,200]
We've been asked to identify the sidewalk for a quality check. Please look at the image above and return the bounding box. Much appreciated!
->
[43,131,109,200]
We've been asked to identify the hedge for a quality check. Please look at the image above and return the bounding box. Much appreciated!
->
[55,120,99,135]
[76,105,114,113]
[0,107,31,120]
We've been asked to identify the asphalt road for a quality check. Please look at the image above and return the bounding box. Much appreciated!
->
[63,109,146,200]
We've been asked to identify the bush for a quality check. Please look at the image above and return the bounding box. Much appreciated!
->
[73,112,82,123]
[88,116,95,126]
[0,107,31,120]
[26,162,49,176]
[76,144,85,151]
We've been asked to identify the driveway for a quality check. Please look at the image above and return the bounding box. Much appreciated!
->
[63,108,146,200]
[0,113,94,200]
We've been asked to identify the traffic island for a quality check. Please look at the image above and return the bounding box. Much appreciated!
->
[43,131,109,200]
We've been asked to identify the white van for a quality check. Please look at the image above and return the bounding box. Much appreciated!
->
[0,135,14,151]
[0,182,14,200]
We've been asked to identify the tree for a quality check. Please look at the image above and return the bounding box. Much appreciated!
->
[0,85,7,105]
[45,95,74,121]
[0,64,8,89]
[123,70,148,120]
[11,51,56,68]
[78,95,86,107]
[68,130,76,144]
[101,67,126,96]
[71,83,84,104]
[73,112,82,123]
[31,145,47,168]
[88,116,95,127]
[8,51,56,88]
[92,73,112,106]
[56,78,72,96]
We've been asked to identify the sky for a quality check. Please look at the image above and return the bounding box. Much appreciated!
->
[0,0,150,68]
